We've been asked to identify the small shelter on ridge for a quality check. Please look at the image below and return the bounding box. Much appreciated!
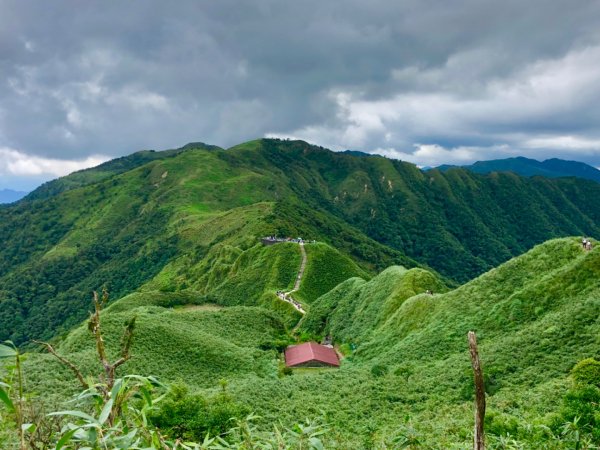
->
[284,342,340,368]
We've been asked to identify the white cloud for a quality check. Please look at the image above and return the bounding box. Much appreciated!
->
[3,0,600,182]
[268,44,600,163]
[106,89,170,111]
[0,147,109,177]
[373,144,515,167]
[522,135,600,152]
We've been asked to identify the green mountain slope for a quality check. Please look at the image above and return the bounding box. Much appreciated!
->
[17,237,600,447]
[227,238,600,446]
[24,142,222,201]
[0,144,400,344]
[299,266,447,344]
[2,138,600,347]
[23,300,289,397]
[241,140,600,282]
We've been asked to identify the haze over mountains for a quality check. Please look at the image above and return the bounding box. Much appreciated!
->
[436,156,600,183]
[0,189,28,204]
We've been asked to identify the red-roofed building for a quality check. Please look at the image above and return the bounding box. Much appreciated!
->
[284,342,340,368]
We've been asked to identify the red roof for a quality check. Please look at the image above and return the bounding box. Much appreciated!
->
[285,342,340,367]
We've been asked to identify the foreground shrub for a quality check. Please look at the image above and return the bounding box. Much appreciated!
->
[148,382,247,441]
[371,364,388,377]
[552,386,600,439]
[571,358,600,387]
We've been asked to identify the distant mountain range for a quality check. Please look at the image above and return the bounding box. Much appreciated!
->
[435,156,600,183]
[0,189,28,204]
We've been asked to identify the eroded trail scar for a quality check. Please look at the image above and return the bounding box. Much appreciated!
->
[277,242,307,314]
[292,242,307,292]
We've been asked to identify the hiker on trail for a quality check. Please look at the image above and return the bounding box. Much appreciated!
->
[583,237,588,249]
[586,240,593,251]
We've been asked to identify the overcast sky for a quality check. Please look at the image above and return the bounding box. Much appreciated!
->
[2,0,600,190]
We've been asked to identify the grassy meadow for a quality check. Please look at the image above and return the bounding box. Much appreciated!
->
[4,237,598,448]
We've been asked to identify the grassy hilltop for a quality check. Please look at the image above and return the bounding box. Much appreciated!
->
[229,238,600,446]
[0,142,409,344]
[2,139,600,345]
[12,237,600,448]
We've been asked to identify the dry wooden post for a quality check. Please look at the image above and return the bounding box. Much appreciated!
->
[468,331,485,450]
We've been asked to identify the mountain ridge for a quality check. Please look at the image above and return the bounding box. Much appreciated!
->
[2,138,600,346]
[436,155,600,183]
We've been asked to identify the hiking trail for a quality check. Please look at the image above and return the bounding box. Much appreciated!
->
[276,241,307,314]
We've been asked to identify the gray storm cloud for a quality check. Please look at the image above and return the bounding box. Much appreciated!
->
[1,0,600,188]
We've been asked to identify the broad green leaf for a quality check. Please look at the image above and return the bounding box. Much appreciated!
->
[55,428,78,450]
[86,427,97,445]
[98,398,114,425]
[110,378,123,400]
[21,423,36,433]
[0,386,15,412]
[0,343,17,358]
[49,410,100,425]
[309,437,324,450]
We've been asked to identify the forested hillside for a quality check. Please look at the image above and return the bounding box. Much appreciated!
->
[239,140,600,281]
[2,138,600,345]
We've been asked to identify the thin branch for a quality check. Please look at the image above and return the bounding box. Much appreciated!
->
[33,340,89,390]
[38,288,135,402]
[111,357,129,371]
[90,291,109,372]
[120,317,136,360]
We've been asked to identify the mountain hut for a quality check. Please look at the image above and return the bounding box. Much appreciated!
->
[284,342,340,368]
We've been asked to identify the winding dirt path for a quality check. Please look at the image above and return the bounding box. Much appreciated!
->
[291,242,307,292]
[277,242,308,314]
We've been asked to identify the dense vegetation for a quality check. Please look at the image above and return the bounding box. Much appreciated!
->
[238,139,600,282]
[23,142,222,202]
[1,138,600,447]
[1,141,413,344]
[228,238,600,447]
[299,266,447,344]
[3,139,600,345]
[2,238,599,448]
